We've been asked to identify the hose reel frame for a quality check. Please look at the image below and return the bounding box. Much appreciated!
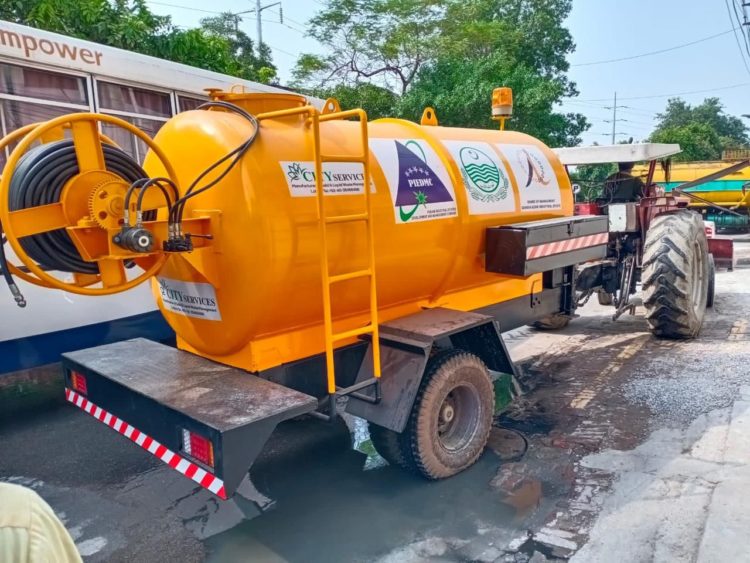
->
[0,113,178,296]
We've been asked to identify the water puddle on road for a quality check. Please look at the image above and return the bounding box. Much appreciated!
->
[205,418,522,563]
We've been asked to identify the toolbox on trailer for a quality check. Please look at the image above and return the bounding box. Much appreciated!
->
[62,338,318,499]
[485,215,609,276]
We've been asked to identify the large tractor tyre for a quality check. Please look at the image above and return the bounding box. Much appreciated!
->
[642,211,709,338]
[530,313,571,330]
[401,349,494,480]
[368,422,415,471]
[597,290,614,306]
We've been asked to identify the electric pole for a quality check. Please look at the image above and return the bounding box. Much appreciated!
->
[232,0,284,49]
[611,92,617,144]
[236,1,283,48]
[604,92,629,144]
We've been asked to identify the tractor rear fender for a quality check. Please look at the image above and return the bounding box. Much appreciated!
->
[345,308,517,433]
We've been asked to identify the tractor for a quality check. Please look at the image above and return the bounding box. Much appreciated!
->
[548,143,745,337]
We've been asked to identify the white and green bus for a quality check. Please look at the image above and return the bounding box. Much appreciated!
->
[0,20,305,382]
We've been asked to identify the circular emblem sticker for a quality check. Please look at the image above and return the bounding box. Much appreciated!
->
[459,147,508,202]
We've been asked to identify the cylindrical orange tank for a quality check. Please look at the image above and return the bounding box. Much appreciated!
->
[144,93,573,372]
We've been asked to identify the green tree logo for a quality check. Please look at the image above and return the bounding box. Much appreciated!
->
[286,162,306,181]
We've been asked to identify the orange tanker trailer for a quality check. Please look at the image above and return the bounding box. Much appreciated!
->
[0,89,609,513]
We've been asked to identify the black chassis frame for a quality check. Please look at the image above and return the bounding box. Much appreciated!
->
[262,265,575,432]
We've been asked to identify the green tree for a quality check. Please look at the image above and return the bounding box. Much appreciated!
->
[650,98,749,158]
[397,55,587,146]
[294,0,444,95]
[651,123,724,162]
[199,13,277,82]
[307,83,399,120]
[296,0,587,144]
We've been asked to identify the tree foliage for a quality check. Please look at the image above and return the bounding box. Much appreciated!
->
[651,123,724,162]
[199,13,276,83]
[1,0,276,82]
[398,55,586,147]
[649,98,748,161]
[294,0,444,95]
[308,83,399,120]
[296,0,587,145]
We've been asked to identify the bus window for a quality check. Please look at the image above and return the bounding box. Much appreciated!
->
[96,80,172,162]
[0,63,89,167]
[177,95,206,112]
[0,62,88,105]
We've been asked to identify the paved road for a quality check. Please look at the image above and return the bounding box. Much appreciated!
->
[1,241,748,562]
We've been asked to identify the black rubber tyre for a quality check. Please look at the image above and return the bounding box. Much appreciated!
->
[368,422,414,471]
[401,349,494,480]
[642,211,709,338]
[707,253,716,308]
[597,290,614,306]
[530,313,571,330]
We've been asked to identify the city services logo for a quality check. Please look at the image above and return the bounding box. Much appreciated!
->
[458,146,508,202]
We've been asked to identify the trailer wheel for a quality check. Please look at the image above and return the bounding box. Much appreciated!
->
[403,349,494,480]
[530,313,571,330]
[368,423,414,471]
[642,211,709,338]
[707,253,716,308]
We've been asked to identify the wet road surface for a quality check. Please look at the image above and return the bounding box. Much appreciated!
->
[1,240,748,562]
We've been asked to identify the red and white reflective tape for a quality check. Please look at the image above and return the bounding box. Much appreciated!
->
[526,232,609,260]
[65,388,227,499]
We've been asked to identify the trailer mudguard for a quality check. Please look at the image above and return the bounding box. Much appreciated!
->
[345,308,516,432]
[62,338,317,499]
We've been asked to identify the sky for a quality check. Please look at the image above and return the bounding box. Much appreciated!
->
[149,0,750,147]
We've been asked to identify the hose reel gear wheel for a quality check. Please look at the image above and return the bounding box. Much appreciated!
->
[87,178,129,230]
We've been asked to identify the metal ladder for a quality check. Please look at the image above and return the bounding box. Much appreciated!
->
[311,109,381,419]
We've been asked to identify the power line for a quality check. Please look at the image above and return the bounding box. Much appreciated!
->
[725,0,750,75]
[571,28,736,67]
[732,0,750,59]
[147,0,220,13]
[568,81,750,103]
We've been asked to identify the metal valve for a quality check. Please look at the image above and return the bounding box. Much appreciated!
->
[113,227,155,253]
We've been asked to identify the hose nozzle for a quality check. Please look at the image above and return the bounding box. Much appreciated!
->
[9,282,26,308]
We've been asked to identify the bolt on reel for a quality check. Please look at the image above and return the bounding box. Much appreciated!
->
[0,113,179,298]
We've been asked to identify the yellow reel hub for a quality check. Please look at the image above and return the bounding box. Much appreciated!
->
[0,113,178,295]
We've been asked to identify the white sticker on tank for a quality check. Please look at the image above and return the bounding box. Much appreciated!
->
[495,144,561,211]
[279,161,368,197]
[441,140,516,215]
[369,138,457,223]
[156,277,221,321]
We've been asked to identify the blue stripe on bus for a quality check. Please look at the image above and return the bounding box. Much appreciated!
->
[0,311,174,375]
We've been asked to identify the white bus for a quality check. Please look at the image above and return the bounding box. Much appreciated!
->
[0,20,304,381]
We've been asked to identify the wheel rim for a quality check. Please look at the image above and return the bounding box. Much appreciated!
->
[690,239,705,309]
[437,383,482,452]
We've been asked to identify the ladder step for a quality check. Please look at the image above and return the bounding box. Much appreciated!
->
[329,269,371,284]
[332,324,373,342]
[325,213,369,224]
[336,377,379,398]
[320,154,367,163]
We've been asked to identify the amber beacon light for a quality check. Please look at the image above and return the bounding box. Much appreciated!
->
[492,87,513,130]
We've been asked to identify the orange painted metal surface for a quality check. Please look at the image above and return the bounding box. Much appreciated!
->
[141,93,574,372]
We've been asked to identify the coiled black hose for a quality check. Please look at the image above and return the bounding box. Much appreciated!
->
[7,140,149,274]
